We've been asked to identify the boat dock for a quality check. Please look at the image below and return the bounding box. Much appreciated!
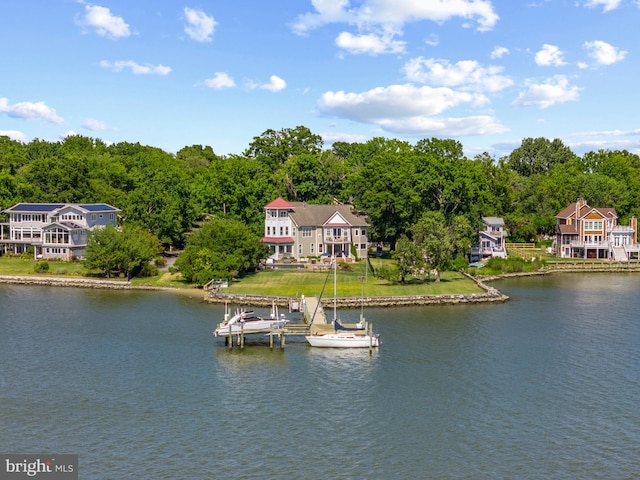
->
[218,296,372,349]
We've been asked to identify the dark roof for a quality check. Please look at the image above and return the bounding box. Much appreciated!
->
[4,203,119,214]
[5,203,65,213]
[79,203,119,212]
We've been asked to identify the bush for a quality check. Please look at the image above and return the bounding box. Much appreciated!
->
[139,263,159,277]
[34,262,50,273]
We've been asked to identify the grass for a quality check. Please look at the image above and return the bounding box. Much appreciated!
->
[0,255,484,297]
[226,260,483,298]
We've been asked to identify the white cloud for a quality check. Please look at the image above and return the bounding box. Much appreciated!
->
[318,83,488,122]
[318,83,507,137]
[377,115,507,136]
[583,0,622,12]
[535,44,566,66]
[184,7,217,42]
[75,4,130,39]
[204,72,236,89]
[403,58,513,92]
[293,0,499,35]
[512,75,581,108]
[320,131,369,144]
[292,0,498,57]
[584,40,627,65]
[100,60,171,75]
[258,75,287,92]
[0,130,27,142]
[491,46,509,59]
[0,97,64,124]
[336,31,406,55]
[82,118,110,131]
[425,34,439,46]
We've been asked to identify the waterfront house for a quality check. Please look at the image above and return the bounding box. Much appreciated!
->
[554,198,639,260]
[470,216,508,262]
[0,203,120,260]
[261,198,370,261]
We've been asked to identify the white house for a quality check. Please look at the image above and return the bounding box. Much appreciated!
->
[0,203,120,260]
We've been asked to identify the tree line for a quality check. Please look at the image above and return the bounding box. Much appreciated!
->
[2,128,640,282]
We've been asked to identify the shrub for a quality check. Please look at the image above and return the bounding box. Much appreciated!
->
[34,262,50,273]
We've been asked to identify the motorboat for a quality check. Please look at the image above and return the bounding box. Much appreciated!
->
[213,305,289,337]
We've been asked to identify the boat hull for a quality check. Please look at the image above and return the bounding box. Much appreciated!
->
[305,333,379,348]
[213,319,288,337]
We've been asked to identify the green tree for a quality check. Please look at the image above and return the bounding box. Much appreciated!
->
[84,224,161,279]
[412,211,472,282]
[174,217,268,285]
[83,224,124,277]
[506,137,576,177]
[392,234,427,283]
[244,126,323,172]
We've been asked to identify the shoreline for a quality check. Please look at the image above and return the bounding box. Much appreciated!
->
[0,275,205,298]
[3,267,639,307]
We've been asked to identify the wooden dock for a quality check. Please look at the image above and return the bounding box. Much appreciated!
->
[220,296,372,349]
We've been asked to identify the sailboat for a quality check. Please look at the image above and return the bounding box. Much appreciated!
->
[305,256,380,348]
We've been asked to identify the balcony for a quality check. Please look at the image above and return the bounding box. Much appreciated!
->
[324,235,351,243]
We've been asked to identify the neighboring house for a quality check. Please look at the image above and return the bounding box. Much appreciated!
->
[0,203,120,260]
[470,216,508,262]
[555,198,639,260]
[261,198,370,261]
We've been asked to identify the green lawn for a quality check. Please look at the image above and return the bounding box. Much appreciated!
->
[226,261,483,298]
[0,256,484,297]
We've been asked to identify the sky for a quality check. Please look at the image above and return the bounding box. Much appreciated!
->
[1,0,638,158]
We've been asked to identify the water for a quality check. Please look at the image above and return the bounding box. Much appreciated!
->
[1,274,639,479]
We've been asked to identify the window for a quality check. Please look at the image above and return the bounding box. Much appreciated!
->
[318,244,323,253]
[310,243,315,254]
[361,229,367,236]
[302,227,312,237]
[361,243,367,250]
[354,229,359,236]
[266,226,271,235]
[285,227,289,235]
[279,210,288,218]
[298,244,302,254]
[584,220,603,231]
[280,227,283,236]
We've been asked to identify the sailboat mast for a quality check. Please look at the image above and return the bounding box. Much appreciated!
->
[333,256,337,322]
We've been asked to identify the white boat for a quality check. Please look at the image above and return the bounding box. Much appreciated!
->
[305,257,380,348]
[306,330,380,348]
[213,305,289,337]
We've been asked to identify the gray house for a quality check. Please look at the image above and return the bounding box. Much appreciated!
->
[261,197,370,261]
[470,216,508,262]
[0,203,120,260]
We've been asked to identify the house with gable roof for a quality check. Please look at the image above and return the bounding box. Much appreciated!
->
[0,202,120,260]
[470,216,508,262]
[554,198,639,260]
[261,197,369,261]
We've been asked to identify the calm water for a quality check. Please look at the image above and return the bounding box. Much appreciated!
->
[1,274,639,479]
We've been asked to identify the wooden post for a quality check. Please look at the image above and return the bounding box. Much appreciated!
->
[369,323,373,354]
[228,324,233,350]
[280,332,285,349]
[240,322,245,350]
[269,331,274,350]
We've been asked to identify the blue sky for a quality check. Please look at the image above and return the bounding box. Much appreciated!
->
[1,0,638,158]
